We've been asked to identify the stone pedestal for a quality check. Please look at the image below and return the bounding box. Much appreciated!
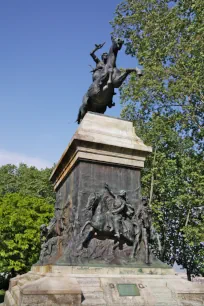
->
[40,112,155,266]
[3,113,204,306]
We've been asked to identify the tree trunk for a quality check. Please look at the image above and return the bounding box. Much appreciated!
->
[187,269,192,281]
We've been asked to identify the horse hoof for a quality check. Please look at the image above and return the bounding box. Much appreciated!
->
[136,68,143,76]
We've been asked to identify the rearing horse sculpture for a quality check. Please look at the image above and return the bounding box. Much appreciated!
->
[76,36,142,123]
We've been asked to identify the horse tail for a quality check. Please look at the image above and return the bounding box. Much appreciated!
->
[76,94,90,124]
[76,107,82,124]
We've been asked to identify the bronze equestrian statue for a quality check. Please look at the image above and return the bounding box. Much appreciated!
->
[76,36,142,123]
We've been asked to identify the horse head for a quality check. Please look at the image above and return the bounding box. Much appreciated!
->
[111,36,124,52]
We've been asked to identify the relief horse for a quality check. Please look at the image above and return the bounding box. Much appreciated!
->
[78,191,141,259]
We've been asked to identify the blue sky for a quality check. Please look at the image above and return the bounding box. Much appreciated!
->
[0,0,137,169]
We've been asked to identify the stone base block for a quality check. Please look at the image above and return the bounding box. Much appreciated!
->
[3,272,81,306]
[3,266,204,306]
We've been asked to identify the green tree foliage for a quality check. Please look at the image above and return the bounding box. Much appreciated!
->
[0,164,55,277]
[0,164,55,204]
[112,0,203,146]
[0,193,54,274]
[112,0,204,280]
[139,114,204,280]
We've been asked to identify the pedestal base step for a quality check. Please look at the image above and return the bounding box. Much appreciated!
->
[2,267,204,306]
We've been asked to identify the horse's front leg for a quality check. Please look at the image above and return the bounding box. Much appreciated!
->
[113,69,134,88]
[113,68,142,88]
[77,226,95,251]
